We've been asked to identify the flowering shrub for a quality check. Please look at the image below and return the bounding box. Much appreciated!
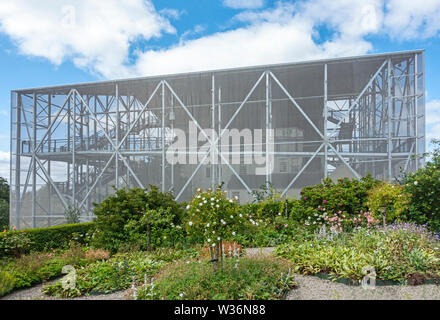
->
[185,187,244,248]
[400,139,440,231]
[1,230,31,257]
[304,206,380,233]
[378,222,440,241]
[277,222,440,282]
[367,183,408,223]
[294,174,381,233]
[299,175,380,220]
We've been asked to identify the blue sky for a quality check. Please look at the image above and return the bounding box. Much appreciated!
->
[0,0,439,178]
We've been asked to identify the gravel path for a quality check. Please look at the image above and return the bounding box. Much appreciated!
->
[0,277,131,300]
[245,247,276,257]
[287,274,440,300]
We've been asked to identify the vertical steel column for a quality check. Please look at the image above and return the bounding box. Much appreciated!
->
[218,87,222,186]
[414,53,418,170]
[387,58,392,180]
[32,92,36,228]
[115,84,119,189]
[48,94,51,226]
[14,94,21,229]
[72,91,76,207]
[422,52,426,167]
[265,71,272,184]
[67,97,71,191]
[324,64,328,179]
[211,74,215,189]
[162,81,166,192]
[86,95,90,217]
[171,94,174,191]
[126,94,130,187]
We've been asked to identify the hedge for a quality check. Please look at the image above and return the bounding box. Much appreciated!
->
[0,222,95,257]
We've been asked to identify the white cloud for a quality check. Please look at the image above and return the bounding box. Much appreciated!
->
[130,2,372,77]
[0,0,175,78]
[179,24,206,42]
[223,0,265,10]
[384,0,440,40]
[426,100,440,143]
[0,151,9,180]
[1,1,439,209]
[0,1,439,79]
[159,8,186,20]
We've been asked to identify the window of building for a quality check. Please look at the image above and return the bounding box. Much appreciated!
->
[280,158,288,173]
[291,158,301,172]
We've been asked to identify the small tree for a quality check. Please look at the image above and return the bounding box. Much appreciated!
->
[93,186,183,252]
[125,206,179,251]
[185,186,244,269]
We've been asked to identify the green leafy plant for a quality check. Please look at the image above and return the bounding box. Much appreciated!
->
[400,139,440,231]
[0,177,9,229]
[124,206,185,251]
[92,186,183,253]
[276,223,440,282]
[137,256,296,300]
[295,175,381,232]
[0,271,15,296]
[1,231,31,257]
[42,249,195,298]
[185,186,243,267]
[0,222,95,258]
[0,245,109,297]
[367,183,408,223]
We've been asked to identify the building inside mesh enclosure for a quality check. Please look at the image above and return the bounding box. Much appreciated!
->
[10,50,425,229]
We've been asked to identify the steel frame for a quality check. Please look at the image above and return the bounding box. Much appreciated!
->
[10,50,425,229]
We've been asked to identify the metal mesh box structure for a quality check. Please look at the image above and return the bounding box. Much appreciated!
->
[10,50,425,229]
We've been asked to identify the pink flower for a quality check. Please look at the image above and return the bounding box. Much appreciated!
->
[323,200,327,204]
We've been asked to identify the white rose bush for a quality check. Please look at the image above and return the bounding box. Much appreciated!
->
[185,186,245,268]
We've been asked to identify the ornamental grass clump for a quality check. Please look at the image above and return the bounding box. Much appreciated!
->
[185,186,245,269]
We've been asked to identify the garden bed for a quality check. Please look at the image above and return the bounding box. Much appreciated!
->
[276,223,440,284]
